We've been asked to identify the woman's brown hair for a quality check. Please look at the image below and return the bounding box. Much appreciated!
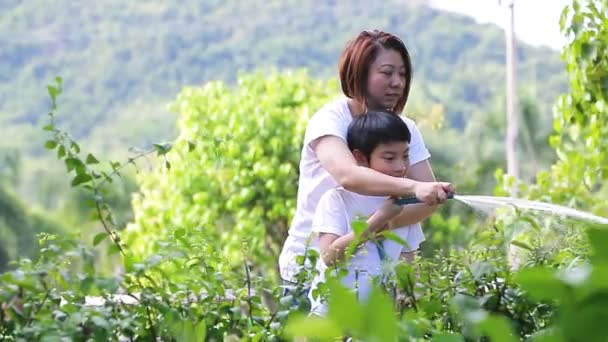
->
[338,30,413,114]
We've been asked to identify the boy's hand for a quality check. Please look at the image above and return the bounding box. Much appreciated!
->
[414,181,455,205]
[377,197,402,219]
[365,197,402,237]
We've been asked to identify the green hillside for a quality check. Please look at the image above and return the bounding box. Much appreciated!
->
[1,0,566,158]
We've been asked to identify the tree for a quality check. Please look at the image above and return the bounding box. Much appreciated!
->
[124,71,338,275]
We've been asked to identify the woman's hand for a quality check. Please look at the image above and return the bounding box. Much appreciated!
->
[413,181,455,205]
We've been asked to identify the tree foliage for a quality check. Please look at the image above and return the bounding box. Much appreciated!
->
[124,71,338,273]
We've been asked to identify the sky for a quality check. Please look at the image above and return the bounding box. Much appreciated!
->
[428,0,571,50]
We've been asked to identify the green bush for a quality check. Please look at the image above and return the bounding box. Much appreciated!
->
[124,70,338,275]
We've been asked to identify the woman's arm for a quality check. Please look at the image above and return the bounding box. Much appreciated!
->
[314,136,452,205]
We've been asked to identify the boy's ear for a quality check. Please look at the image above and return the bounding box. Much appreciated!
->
[352,149,369,167]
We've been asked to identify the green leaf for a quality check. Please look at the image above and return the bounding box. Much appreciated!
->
[71,173,93,187]
[395,263,416,294]
[85,153,100,164]
[45,140,57,149]
[432,333,465,342]
[382,231,411,250]
[154,142,173,155]
[188,140,197,152]
[71,141,80,153]
[476,315,517,342]
[327,278,364,333]
[80,276,94,293]
[108,244,121,256]
[580,42,597,61]
[93,233,108,246]
[65,157,83,172]
[587,226,608,263]
[47,80,61,109]
[165,160,171,170]
[187,320,207,342]
[57,145,66,158]
[529,328,565,342]
[515,267,565,301]
[174,229,186,239]
[559,5,570,31]
[285,314,342,340]
[519,215,541,232]
[364,285,397,341]
[511,239,534,251]
[91,315,109,329]
[351,218,367,236]
[43,124,55,131]
[470,261,495,281]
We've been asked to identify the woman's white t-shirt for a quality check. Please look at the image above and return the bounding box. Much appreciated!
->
[278,98,431,282]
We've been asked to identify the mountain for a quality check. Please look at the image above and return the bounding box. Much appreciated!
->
[0,0,567,199]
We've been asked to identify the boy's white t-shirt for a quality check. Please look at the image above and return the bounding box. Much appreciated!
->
[278,97,431,282]
[308,188,417,316]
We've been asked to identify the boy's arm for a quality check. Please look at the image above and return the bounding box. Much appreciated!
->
[389,160,440,228]
[365,197,404,235]
[318,232,356,267]
[319,199,402,266]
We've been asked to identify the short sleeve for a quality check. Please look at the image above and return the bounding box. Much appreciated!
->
[401,117,431,165]
[303,101,349,148]
[312,189,350,236]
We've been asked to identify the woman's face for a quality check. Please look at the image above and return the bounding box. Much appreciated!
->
[365,48,406,111]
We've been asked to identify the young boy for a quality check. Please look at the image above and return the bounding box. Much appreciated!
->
[308,110,422,316]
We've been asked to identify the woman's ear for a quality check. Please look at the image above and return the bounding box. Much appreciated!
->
[352,149,369,167]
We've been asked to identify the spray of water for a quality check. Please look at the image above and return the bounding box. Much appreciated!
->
[453,195,608,225]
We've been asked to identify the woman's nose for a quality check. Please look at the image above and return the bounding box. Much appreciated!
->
[390,76,403,88]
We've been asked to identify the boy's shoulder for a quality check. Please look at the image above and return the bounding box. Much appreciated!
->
[317,187,386,218]
[317,187,348,206]
[397,113,417,127]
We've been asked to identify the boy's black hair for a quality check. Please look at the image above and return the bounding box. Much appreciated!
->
[347,111,411,158]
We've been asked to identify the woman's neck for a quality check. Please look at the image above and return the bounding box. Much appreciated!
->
[346,99,365,117]
[347,98,391,116]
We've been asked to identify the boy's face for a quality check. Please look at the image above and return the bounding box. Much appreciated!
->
[355,141,410,177]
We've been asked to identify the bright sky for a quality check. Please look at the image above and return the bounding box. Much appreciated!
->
[429,0,571,50]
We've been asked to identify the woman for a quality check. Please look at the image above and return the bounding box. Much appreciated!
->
[278,29,454,286]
